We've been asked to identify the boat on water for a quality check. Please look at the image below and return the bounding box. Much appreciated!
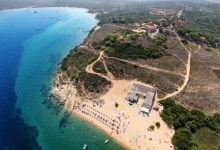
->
[105,139,109,144]
[83,144,87,150]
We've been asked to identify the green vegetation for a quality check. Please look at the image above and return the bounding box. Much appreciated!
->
[93,33,164,60]
[177,26,206,44]
[95,67,102,73]
[96,3,165,25]
[205,47,211,51]
[93,61,107,75]
[194,127,220,150]
[84,73,111,93]
[181,39,188,45]
[213,70,220,79]
[87,54,99,64]
[70,72,77,79]
[155,122,161,129]
[154,34,167,47]
[160,99,220,150]
[172,128,202,150]
[178,3,220,48]
[108,42,163,60]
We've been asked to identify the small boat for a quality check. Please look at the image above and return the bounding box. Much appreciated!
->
[83,144,87,150]
[105,139,109,144]
[34,11,37,13]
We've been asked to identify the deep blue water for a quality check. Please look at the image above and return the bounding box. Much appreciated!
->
[0,8,125,150]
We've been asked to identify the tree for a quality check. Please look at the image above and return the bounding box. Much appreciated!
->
[105,41,113,46]
[159,99,175,109]
[155,122,161,128]
[190,32,200,41]
[177,27,186,36]
[172,128,193,150]
[162,43,168,49]
[130,34,137,40]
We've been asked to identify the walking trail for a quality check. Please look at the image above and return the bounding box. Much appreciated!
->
[159,37,201,100]
[83,25,200,100]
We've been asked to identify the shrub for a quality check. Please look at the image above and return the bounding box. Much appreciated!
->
[95,45,101,50]
[155,122,161,128]
[162,43,168,49]
[148,125,155,131]
[88,55,98,64]
[205,47,211,51]
[70,72,77,79]
[95,67,102,72]
[181,39,188,45]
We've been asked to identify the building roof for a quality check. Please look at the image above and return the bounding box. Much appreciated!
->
[142,91,155,109]
[125,83,156,108]
[126,93,138,102]
[133,83,156,93]
[142,103,152,110]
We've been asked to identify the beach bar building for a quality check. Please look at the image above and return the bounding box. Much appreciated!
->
[125,83,156,114]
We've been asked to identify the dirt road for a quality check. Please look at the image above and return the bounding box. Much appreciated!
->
[159,37,201,100]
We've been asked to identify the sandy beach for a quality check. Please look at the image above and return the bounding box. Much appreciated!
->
[52,71,174,150]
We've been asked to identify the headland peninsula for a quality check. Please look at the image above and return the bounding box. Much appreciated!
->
[50,1,220,150]
[2,0,220,150]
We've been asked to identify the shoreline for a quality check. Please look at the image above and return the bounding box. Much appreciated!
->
[50,14,175,148]
[71,106,131,150]
[0,6,90,12]
[51,71,130,150]
[52,70,174,150]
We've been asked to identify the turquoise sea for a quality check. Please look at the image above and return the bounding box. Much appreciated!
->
[0,7,125,150]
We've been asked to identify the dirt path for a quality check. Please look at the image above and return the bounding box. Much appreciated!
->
[166,50,186,65]
[81,25,199,102]
[85,51,113,81]
[83,34,199,102]
[80,25,101,50]
[100,57,115,79]
[106,56,185,77]
[159,37,201,100]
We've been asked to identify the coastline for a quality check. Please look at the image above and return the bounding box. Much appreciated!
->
[0,6,90,12]
[72,104,131,150]
[52,70,129,150]
[49,7,174,149]
[52,69,174,150]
